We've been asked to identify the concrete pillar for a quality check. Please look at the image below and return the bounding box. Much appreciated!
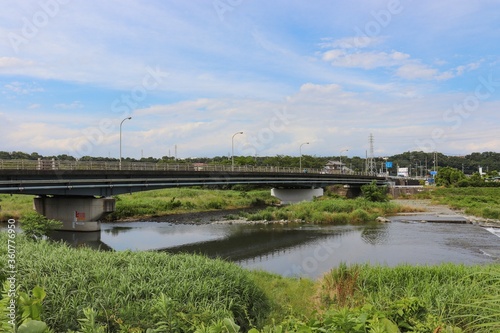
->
[271,188,324,205]
[34,196,115,232]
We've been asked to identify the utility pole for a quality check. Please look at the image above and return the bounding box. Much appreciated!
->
[367,133,376,175]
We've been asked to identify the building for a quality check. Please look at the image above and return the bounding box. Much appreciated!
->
[323,160,346,174]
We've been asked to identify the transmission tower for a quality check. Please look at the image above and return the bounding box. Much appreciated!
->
[367,133,376,175]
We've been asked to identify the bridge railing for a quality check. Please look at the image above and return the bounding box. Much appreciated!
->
[0,159,334,174]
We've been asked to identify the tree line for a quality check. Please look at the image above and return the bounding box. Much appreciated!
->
[1,150,499,177]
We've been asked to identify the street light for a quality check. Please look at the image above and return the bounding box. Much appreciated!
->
[299,142,309,171]
[119,116,132,170]
[231,131,243,171]
[340,149,348,174]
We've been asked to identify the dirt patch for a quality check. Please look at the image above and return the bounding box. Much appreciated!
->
[121,207,261,225]
[392,199,500,227]
[392,199,460,215]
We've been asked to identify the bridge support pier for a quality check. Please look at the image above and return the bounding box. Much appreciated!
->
[34,196,115,232]
[271,188,324,205]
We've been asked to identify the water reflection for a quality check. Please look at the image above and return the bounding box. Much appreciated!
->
[36,219,500,279]
[103,226,134,236]
[361,223,389,245]
[160,225,354,261]
[48,230,112,251]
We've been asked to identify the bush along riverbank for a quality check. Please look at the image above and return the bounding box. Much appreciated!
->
[1,233,499,332]
[242,196,421,224]
[104,187,279,221]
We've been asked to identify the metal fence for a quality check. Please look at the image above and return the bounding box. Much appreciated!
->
[0,159,331,174]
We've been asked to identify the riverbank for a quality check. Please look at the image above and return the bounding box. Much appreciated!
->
[118,196,500,227]
[116,199,500,227]
[117,197,415,226]
[393,198,500,227]
[126,207,263,224]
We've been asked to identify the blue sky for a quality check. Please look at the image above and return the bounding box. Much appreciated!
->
[1,0,499,159]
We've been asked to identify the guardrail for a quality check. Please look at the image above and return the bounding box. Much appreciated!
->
[0,159,333,174]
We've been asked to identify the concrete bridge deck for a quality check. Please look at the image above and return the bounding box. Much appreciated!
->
[0,169,386,196]
[0,160,387,231]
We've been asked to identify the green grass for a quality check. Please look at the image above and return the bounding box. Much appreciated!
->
[414,187,500,219]
[0,194,34,221]
[248,270,316,323]
[316,263,500,332]
[243,197,415,224]
[0,233,269,332]
[108,187,278,220]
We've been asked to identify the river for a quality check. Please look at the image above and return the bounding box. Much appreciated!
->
[47,215,500,279]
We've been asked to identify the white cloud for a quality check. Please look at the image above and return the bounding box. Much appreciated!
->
[319,34,484,82]
[395,63,439,80]
[55,101,84,110]
[395,60,481,81]
[319,36,385,50]
[3,81,44,95]
[0,57,34,68]
[323,50,410,69]
[1,84,497,158]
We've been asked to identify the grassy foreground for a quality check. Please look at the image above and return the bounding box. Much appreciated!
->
[1,233,499,332]
[0,232,269,332]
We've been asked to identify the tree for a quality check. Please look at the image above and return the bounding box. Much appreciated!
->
[435,167,466,187]
[361,180,388,202]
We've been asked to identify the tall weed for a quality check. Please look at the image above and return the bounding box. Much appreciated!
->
[0,233,269,332]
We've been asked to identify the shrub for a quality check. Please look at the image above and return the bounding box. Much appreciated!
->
[204,199,227,209]
[349,209,372,223]
[19,211,62,240]
[361,181,388,202]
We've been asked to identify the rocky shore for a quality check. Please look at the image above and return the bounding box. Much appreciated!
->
[392,199,500,227]
[123,199,500,227]
[132,207,258,225]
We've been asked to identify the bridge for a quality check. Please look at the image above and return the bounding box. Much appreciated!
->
[0,159,386,231]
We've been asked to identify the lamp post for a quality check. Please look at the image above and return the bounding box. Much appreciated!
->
[231,131,243,171]
[119,116,132,170]
[299,142,309,172]
[340,149,348,174]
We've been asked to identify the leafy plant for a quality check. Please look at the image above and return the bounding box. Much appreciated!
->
[319,263,360,308]
[0,284,52,333]
[19,285,46,322]
[19,212,62,241]
[0,281,16,332]
[361,181,389,202]
[74,308,107,333]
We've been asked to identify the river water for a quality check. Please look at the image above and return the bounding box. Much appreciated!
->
[48,216,500,279]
